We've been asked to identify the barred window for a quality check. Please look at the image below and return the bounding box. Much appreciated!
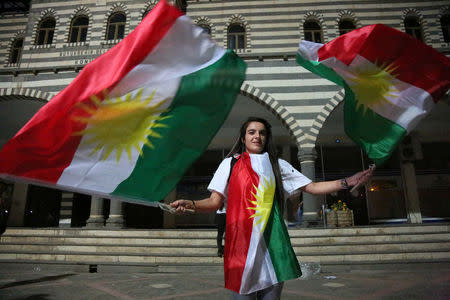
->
[10,38,23,64]
[440,14,450,43]
[339,19,356,35]
[69,16,89,43]
[106,12,126,40]
[304,20,323,43]
[227,24,245,50]
[404,16,423,41]
[36,17,55,45]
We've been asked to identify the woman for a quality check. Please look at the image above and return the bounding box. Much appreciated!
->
[171,117,373,299]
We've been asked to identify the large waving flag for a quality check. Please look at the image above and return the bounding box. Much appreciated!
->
[225,152,300,294]
[297,24,450,166]
[0,0,246,204]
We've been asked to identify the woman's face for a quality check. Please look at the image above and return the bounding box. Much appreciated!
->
[243,121,267,154]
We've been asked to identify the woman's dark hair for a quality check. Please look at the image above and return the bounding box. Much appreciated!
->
[227,117,285,213]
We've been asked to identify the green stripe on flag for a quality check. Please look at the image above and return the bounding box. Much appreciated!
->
[343,83,406,166]
[264,198,301,282]
[112,50,246,202]
[296,53,345,87]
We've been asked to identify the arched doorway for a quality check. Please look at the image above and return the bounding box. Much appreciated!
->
[167,92,301,228]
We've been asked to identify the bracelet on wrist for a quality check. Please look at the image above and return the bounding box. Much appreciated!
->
[341,178,349,189]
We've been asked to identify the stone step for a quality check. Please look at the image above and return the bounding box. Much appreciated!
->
[3,224,449,238]
[2,232,448,246]
[1,242,448,255]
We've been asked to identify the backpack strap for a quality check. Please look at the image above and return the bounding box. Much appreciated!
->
[227,156,238,184]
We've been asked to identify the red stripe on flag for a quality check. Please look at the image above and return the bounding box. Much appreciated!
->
[0,0,182,182]
[318,24,450,102]
[224,153,259,293]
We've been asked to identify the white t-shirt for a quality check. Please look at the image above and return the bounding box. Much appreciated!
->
[207,154,312,200]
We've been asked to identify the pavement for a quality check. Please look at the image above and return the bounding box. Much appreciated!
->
[0,262,449,299]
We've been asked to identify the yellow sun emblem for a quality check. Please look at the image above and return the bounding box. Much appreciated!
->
[247,176,276,233]
[73,88,170,163]
[346,61,399,113]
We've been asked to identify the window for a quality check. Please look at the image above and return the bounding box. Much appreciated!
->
[227,24,245,50]
[338,19,356,35]
[69,16,89,43]
[199,24,211,35]
[9,38,23,64]
[440,14,450,43]
[404,16,423,41]
[106,12,126,40]
[36,17,55,45]
[304,20,323,43]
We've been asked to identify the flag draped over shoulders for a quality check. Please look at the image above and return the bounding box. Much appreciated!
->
[0,0,246,204]
[224,152,300,294]
[297,24,450,166]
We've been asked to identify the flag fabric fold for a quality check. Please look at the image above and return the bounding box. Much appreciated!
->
[297,24,450,165]
[0,0,246,204]
[225,152,300,294]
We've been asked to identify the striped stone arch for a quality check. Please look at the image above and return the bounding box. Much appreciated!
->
[32,8,59,48]
[310,89,345,145]
[101,2,130,44]
[401,8,430,44]
[0,88,52,102]
[141,0,159,19]
[195,17,215,40]
[223,14,251,53]
[4,30,25,66]
[64,6,93,46]
[436,6,450,44]
[336,10,361,36]
[300,11,328,42]
[240,82,305,147]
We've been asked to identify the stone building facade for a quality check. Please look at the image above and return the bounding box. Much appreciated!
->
[0,0,449,228]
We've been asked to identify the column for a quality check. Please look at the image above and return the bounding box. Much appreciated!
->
[298,148,320,226]
[86,196,104,227]
[401,162,422,224]
[106,199,124,228]
[58,192,73,227]
[8,182,28,226]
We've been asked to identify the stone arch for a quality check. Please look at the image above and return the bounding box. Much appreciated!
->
[0,88,52,102]
[240,82,305,147]
[102,2,130,43]
[65,6,93,45]
[300,11,328,42]
[195,17,215,39]
[310,89,346,145]
[4,30,25,66]
[141,0,159,18]
[437,6,450,44]
[401,8,430,44]
[336,10,361,35]
[223,14,251,53]
[33,8,59,48]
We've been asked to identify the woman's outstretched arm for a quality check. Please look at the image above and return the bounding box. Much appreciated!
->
[302,167,373,195]
[170,191,224,214]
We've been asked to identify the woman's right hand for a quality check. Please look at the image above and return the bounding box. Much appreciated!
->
[170,199,196,214]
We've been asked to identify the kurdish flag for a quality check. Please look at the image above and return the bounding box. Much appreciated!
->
[0,0,246,204]
[297,24,450,166]
[225,152,300,294]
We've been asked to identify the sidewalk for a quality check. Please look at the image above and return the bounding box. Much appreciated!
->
[0,262,448,299]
